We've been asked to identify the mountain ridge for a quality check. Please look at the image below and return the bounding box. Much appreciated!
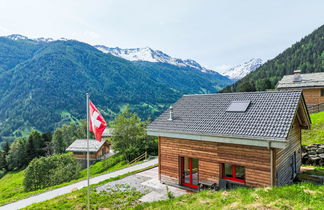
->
[0,36,232,142]
[221,24,324,92]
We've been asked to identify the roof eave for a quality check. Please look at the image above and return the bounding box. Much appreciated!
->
[147,129,287,149]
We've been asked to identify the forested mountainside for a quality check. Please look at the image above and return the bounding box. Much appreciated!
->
[221,24,324,92]
[0,37,232,142]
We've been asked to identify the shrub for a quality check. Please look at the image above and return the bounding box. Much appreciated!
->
[23,153,81,191]
[111,105,158,162]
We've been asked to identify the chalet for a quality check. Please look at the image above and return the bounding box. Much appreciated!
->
[66,139,110,168]
[277,71,324,111]
[147,91,311,189]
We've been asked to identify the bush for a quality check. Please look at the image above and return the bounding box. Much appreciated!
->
[111,105,158,162]
[23,153,81,191]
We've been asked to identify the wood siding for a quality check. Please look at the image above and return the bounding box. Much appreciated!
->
[159,137,271,187]
[72,143,110,160]
[274,118,302,186]
[303,88,324,105]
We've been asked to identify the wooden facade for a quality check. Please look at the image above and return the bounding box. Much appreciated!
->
[275,119,302,186]
[72,141,110,160]
[303,88,324,105]
[158,117,303,188]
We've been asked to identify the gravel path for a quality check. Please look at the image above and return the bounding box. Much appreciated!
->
[0,158,158,210]
[97,167,187,202]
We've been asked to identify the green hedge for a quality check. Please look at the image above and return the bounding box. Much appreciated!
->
[23,153,81,191]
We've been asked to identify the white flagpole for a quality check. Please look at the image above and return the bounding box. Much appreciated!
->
[86,93,90,210]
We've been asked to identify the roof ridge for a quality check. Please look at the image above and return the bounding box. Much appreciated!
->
[183,90,302,96]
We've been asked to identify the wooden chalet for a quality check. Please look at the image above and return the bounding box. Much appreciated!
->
[147,91,311,189]
[66,139,110,167]
[277,71,324,112]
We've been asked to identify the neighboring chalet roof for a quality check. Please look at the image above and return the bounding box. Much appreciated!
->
[66,139,106,152]
[102,128,114,137]
[147,91,311,148]
[277,72,324,89]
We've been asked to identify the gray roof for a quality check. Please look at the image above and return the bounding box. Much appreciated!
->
[277,72,324,89]
[66,139,106,152]
[147,91,305,141]
[102,128,114,137]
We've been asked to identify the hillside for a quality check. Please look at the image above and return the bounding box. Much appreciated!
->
[221,24,324,92]
[0,36,232,142]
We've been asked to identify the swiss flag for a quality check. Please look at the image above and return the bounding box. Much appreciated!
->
[89,101,107,141]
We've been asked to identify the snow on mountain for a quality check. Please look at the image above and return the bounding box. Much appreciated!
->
[217,58,263,80]
[95,45,211,73]
[6,34,29,40]
[4,34,69,43]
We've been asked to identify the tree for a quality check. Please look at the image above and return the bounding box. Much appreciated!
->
[255,78,272,91]
[6,138,27,170]
[42,132,53,156]
[0,141,10,170]
[1,141,10,154]
[52,121,88,154]
[25,130,44,163]
[237,80,256,92]
[23,153,81,191]
[0,151,7,170]
[52,129,65,154]
[111,105,157,162]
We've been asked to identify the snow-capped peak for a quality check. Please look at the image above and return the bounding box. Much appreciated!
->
[4,34,69,43]
[95,45,209,72]
[6,34,29,41]
[217,58,263,80]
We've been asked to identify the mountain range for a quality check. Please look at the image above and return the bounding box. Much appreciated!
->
[221,24,324,92]
[217,58,264,80]
[0,35,232,142]
[1,23,322,143]
[95,45,262,79]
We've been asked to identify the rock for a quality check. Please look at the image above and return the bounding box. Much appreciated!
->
[309,156,321,161]
[317,148,324,153]
[308,151,317,156]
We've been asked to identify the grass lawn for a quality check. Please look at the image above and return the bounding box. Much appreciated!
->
[135,182,324,210]
[0,154,130,206]
[302,111,324,145]
[23,166,156,210]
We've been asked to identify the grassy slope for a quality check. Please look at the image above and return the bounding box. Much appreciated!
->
[302,111,324,145]
[136,182,324,210]
[0,154,128,206]
[23,166,156,210]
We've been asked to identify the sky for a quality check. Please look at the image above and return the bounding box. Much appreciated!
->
[0,0,323,70]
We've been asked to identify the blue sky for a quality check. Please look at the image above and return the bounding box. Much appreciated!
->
[0,0,323,70]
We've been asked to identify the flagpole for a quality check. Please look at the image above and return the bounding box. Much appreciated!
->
[86,93,90,210]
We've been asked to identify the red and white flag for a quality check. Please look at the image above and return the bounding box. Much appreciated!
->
[89,101,107,141]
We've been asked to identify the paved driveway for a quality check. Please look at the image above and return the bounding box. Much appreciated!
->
[97,167,187,202]
[0,158,158,210]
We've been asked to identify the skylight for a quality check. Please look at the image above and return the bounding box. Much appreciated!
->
[226,100,251,112]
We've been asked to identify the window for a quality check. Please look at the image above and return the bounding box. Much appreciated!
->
[222,163,245,183]
[321,89,324,97]
[180,157,199,189]
[226,100,251,112]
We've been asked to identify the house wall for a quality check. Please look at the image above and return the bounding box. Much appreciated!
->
[274,118,302,186]
[303,88,324,105]
[72,143,110,160]
[159,137,272,187]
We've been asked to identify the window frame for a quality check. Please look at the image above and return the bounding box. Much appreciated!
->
[222,163,245,183]
[321,88,324,97]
